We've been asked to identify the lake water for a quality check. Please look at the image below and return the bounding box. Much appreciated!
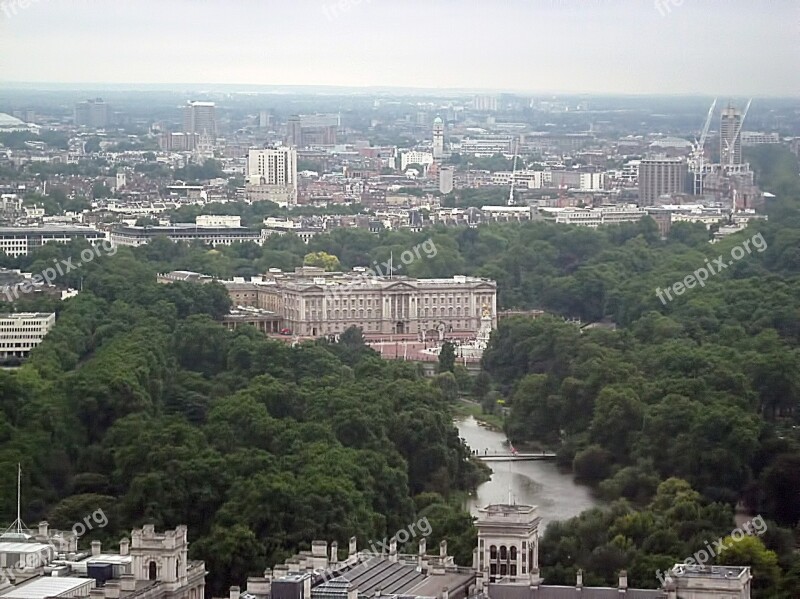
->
[456,415,602,532]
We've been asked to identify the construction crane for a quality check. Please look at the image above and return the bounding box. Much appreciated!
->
[690,98,716,195]
[723,98,752,167]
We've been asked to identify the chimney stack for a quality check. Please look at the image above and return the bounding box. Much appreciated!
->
[618,570,628,590]
[389,538,397,563]
[119,575,136,592]
[230,586,240,599]
[442,588,449,599]
[439,540,447,558]
[38,521,48,537]
[330,542,338,564]
[348,536,357,557]
[119,538,129,556]
[576,569,583,588]
[91,541,102,557]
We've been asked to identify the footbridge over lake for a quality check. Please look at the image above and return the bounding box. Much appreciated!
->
[474,450,558,462]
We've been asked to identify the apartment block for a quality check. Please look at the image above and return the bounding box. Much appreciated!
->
[638,158,687,206]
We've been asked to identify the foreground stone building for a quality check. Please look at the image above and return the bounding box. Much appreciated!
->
[235,503,752,599]
[0,524,205,599]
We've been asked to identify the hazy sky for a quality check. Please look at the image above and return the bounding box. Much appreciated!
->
[1,0,798,95]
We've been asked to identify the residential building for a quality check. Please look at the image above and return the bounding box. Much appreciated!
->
[0,312,55,360]
[473,95,499,112]
[400,151,434,172]
[74,99,109,128]
[0,226,107,257]
[638,158,688,206]
[492,170,547,189]
[246,148,298,205]
[439,167,454,194]
[159,132,199,151]
[432,117,445,159]
[720,104,743,166]
[183,101,216,136]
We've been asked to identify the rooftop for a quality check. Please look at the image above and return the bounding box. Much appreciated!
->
[0,577,95,599]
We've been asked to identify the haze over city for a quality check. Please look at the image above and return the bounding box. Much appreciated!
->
[1,2,800,599]
[1,0,800,95]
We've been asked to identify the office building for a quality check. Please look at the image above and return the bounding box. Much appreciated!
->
[110,224,260,248]
[0,312,55,360]
[246,147,298,205]
[741,131,780,146]
[286,114,339,147]
[0,226,107,258]
[532,205,648,227]
[183,101,216,136]
[439,166,454,194]
[459,136,514,157]
[432,116,445,159]
[74,99,109,128]
[638,158,687,206]
[720,104,743,165]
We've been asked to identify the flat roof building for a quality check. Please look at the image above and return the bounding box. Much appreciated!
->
[638,158,687,206]
[110,224,261,248]
[0,312,55,361]
[0,227,107,258]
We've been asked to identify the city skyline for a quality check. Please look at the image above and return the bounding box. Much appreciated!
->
[1,0,799,96]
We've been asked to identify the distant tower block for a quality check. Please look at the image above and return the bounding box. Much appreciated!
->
[720,103,743,166]
[439,166,454,194]
[432,116,445,159]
